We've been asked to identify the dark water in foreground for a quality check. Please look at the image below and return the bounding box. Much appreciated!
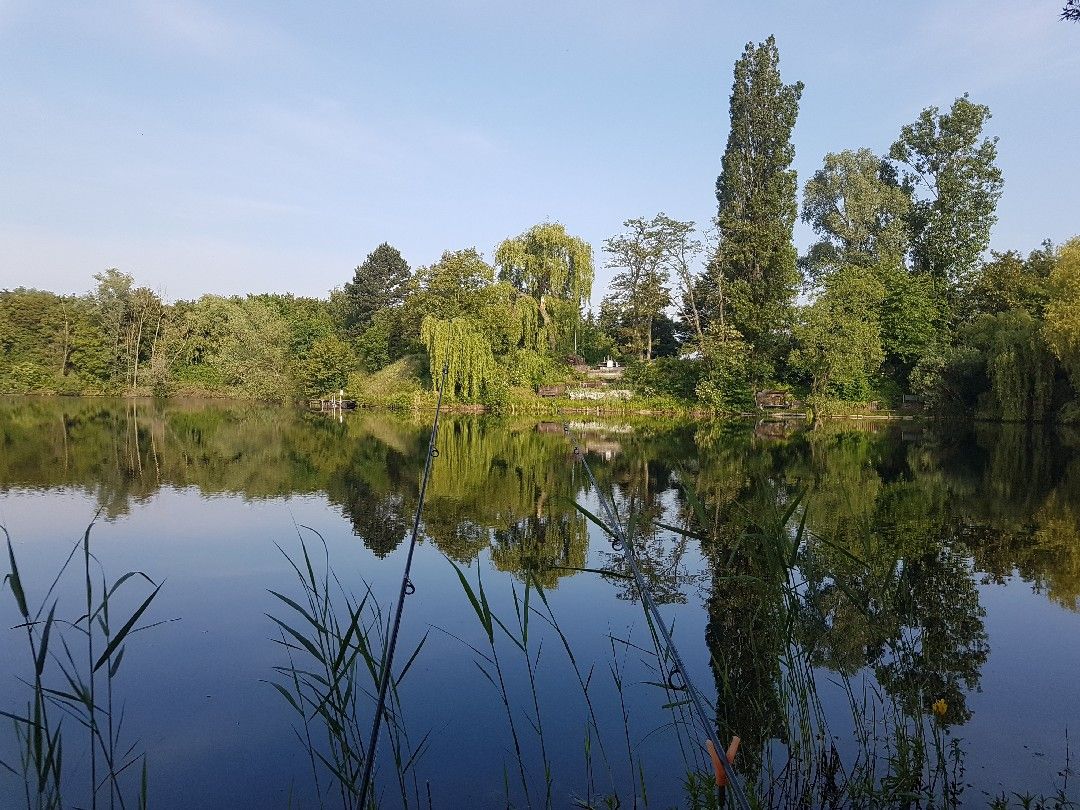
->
[1,397,1078,808]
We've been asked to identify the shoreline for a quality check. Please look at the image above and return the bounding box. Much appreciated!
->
[2,391,931,422]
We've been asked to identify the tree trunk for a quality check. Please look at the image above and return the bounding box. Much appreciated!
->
[687,286,704,348]
[149,309,164,388]
[539,294,554,350]
[718,269,726,331]
[60,312,71,375]
[132,316,144,392]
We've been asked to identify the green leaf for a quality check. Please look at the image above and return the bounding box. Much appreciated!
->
[265,680,304,716]
[396,631,429,686]
[268,589,326,635]
[4,534,29,620]
[94,583,162,673]
[36,602,57,677]
[563,498,615,541]
[108,645,127,678]
[447,558,492,642]
[654,521,707,541]
[266,615,325,665]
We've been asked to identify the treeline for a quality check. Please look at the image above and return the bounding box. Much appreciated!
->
[3,36,1080,421]
[0,269,352,400]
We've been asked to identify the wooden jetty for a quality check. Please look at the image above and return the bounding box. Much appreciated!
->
[310,396,357,412]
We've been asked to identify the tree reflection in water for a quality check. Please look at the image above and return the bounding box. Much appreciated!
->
[3,398,1080,803]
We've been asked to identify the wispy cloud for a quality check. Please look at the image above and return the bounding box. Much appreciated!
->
[250,97,507,182]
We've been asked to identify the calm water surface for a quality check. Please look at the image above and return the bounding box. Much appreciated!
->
[1,398,1078,808]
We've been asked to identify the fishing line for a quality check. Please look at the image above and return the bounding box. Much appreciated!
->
[358,361,449,807]
[564,424,753,810]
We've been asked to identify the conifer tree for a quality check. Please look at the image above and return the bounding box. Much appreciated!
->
[341,243,411,335]
[708,35,803,378]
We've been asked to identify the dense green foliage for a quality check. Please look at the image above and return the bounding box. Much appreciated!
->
[1,38,1076,421]
[801,148,911,283]
[0,273,344,401]
[338,242,411,338]
[495,222,594,355]
[706,36,803,376]
[1044,239,1080,397]
[890,95,1004,287]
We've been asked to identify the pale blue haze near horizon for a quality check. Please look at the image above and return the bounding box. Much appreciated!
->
[1,1,1077,306]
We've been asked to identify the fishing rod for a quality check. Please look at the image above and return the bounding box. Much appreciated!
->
[564,424,752,810]
[358,361,449,808]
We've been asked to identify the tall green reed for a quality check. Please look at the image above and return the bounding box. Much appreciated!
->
[1,520,160,810]
[266,526,430,809]
[446,539,727,810]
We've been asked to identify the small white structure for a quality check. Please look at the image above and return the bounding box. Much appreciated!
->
[568,388,632,401]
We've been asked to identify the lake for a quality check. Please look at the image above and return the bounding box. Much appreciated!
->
[1,397,1078,808]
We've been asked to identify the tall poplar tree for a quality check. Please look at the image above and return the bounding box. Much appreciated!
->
[709,35,803,377]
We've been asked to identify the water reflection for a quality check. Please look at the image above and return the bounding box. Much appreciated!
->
[3,398,1080,804]
[3,398,1079,607]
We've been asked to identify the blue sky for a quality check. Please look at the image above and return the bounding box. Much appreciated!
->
[1,1,1077,305]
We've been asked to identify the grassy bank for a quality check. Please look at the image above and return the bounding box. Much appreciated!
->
[343,357,938,423]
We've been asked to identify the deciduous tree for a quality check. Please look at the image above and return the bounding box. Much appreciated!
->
[604,217,673,361]
[801,149,911,285]
[790,267,886,406]
[1043,238,1080,395]
[495,222,594,354]
[889,95,1003,288]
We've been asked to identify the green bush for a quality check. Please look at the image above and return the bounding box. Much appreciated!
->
[3,361,50,392]
[623,357,702,401]
[505,349,562,389]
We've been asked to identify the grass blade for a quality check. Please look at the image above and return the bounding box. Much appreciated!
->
[93,583,162,673]
[4,534,30,619]
[36,602,57,677]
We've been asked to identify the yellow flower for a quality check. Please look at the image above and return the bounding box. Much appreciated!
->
[932,698,948,718]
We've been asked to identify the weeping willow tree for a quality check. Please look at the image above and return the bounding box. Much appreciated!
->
[1044,237,1080,402]
[420,315,502,401]
[513,294,546,352]
[421,415,586,568]
[495,222,594,353]
[965,310,1056,422]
